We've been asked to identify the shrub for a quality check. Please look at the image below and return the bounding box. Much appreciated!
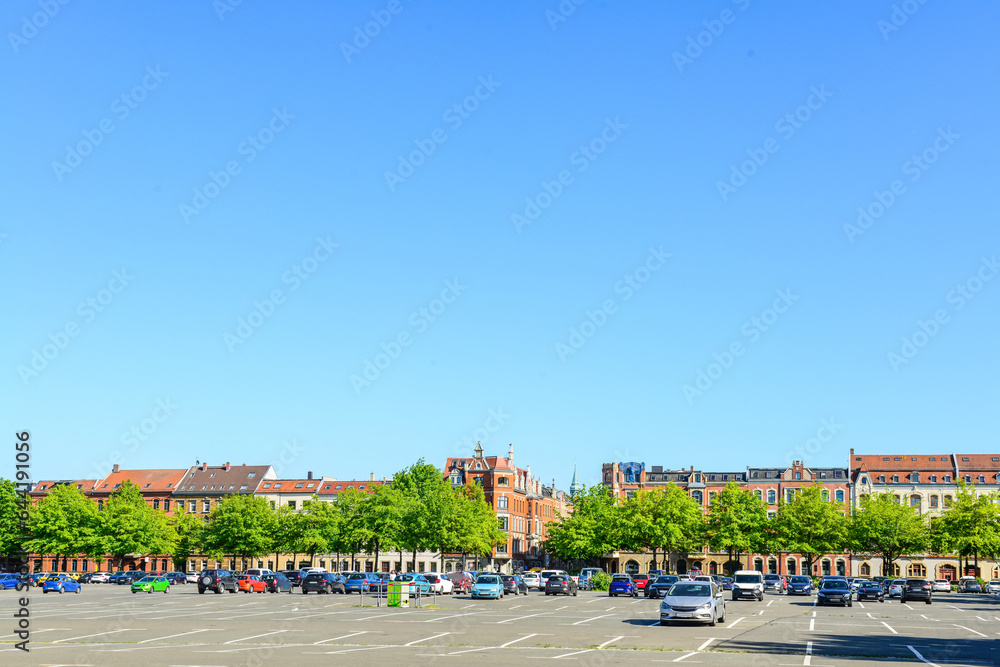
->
[590,571,611,591]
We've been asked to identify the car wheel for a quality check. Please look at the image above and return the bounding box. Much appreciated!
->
[573,589,577,597]
[59,587,64,594]
[719,605,726,623]
[75,587,80,594]
[709,608,717,626]
[925,599,932,605]
[659,620,668,626]
[198,588,205,594]
[148,588,153,594]
[214,587,222,594]
[165,587,169,594]
[302,589,308,594]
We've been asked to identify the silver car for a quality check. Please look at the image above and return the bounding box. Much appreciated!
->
[660,581,726,626]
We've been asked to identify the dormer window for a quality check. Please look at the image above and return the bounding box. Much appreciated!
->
[911,472,919,483]
[891,476,898,483]
[248,472,256,478]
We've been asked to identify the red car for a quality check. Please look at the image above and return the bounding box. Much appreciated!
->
[237,575,268,593]
[633,574,650,590]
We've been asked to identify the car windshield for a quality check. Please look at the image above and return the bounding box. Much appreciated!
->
[138,577,155,582]
[477,576,499,584]
[669,583,711,597]
[500,575,514,582]
[612,575,630,581]
[634,574,648,580]
[821,580,848,590]
[655,576,678,584]
[764,574,780,580]
[892,580,906,585]
[734,574,760,583]
[861,582,880,588]
[305,574,324,581]
[790,576,810,583]
[347,574,365,580]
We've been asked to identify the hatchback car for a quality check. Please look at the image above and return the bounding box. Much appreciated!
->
[0,573,21,590]
[131,576,170,594]
[521,572,541,590]
[471,574,504,599]
[857,581,885,602]
[90,572,111,583]
[787,575,813,595]
[931,578,952,592]
[344,572,373,594]
[646,575,679,599]
[117,572,142,585]
[985,580,1000,594]
[237,575,268,593]
[424,573,453,594]
[609,574,638,597]
[632,573,650,592]
[763,574,785,594]
[887,579,906,597]
[959,579,983,593]
[260,572,294,593]
[302,572,346,594]
[163,572,187,585]
[42,574,81,594]
[500,574,528,596]
[281,570,303,587]
[817,579,852,606]
[545,574,578,596]
[660,582,726,626]
[395,573,433,594]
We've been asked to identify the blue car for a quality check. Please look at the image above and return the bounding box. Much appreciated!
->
[42,574,81,594]
[471,574,504,599]
[396,573,432,594]
[609,574,638,597]
[787,575,813,595]
[0,574,21,590]
[344,573,372,593]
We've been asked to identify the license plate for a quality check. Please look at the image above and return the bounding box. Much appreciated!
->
[676,612,692,618]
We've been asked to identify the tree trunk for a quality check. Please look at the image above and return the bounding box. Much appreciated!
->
[412,549,417,573]
[651,548,657,571]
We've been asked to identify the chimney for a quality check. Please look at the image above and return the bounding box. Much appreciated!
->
[200,461,208,471]
[224,462,231,471]
[112,464,120,474]
[307,471,313,480]
[370,472,375,482]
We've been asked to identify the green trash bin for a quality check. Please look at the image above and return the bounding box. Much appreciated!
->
[388,582,402,607]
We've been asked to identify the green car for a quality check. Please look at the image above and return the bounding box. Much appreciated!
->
[131,575,170,594]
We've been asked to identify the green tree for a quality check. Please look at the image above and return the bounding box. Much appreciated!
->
[453,483,506,569]
[544,485,617,564]
[651,484,704,573]
[393,460,453,570]
[775,484,847,577]
[704,481,769,571]
[360,484,404,572]
[931,482,1000,574]
[848,491,927,577]
[201,494,277,570]
[333,487,374,569]
[99,480,175,571]
[168,504,203,571]
[25,483,99,568]
[0,479,24,559]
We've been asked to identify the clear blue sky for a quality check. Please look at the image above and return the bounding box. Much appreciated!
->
[3,1,998,489]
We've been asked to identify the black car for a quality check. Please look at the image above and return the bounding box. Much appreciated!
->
[816,579,852,606]
[900,578,932,604]
[261,573,294,593]
[500,575,528,596]
[198,569,238,594]
[281,570,303,588]
[76,573,94,584]
[301,572,346,594]
[164,572,187,585]
[117,572,142,585]
[857,582,884,602]
[545,574,578,596]
[646,575,680,599]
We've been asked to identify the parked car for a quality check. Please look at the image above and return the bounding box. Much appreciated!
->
[42,574,81,594]
[131,575,170,594]
[857,581,885,602]
[500,574,528,596]
[578,567,603,590]
[0,573,22,590]
[117,572,142,585]
[107,571,128,584]
[521,571,542,591]
[646,575,680,599]
[446,571,476,594]
[731,571,764,601]
[197,569,238,594]
[763,574,785,594]
[720,577,733,591]
[163,572,187,585]
[900,578,932,604]
[660,581,726,626]
[787,575,813,596]
[632,573,651,592]
[281,570,303,587]
[647,569,663,578]
[545,574,578,596]
[608,574,638,597]
[887,579,906,597]
[88,572,110,583]
[237,575,269,593]
[302,572,346,594]
[817,579,852,607]
[244,568,273,578]
[539,569,566,584]
[931,578,951,592]
[260,572,294,593]
[419,573,449,594]
[471,574,505,599]
[74,573,93,584]
[985,580,1000,594]
[958,578,983,594]
[396,573,433,594]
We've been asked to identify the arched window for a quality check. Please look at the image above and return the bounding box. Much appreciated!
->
[860,562,871,576]
[768,559,777,574]
[836,560,846,576]
[910,495,921,510]
[624,560,639,575]
[835,490,844,503]
[929,495,938,508]
[821,489,830,502]
[691,490,703,504]
[978,475,985,483]
[766,489,776,504]
[822,559,831,576]
[891,563,901,577]
[944,495,952,508]
[754,489,763,501]
[754,558,764,573]
[911,472,919,483]
[944,475,951,482]
[908,563,926,577]
[965,475,971,483]
[892,475,899,483]
[709,561,718,574]
[879,475,885,483]
[786,559,797,575]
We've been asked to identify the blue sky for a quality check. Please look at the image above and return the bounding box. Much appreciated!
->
[3,1,998,489]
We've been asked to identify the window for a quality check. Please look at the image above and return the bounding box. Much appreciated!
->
[270,501,275,509]
[795,472,802,480]
[189,501,196,512]
[893,495,901,504]
[263,483,271,489]
[908,563,926,577]
[820,472,827,478]
[894,457,901,461]
[307,483,314,488]
[498,476,509,486]
[153,499,160,510]
[910,495,921,510]
[766,472,773,478]
[288,501,296,510]
[930,495,939,508]
[498,516,509,531]
[754,490,763,501]
[767,510,776,519]
[691,490,703,504]
[164,499,170,512]
[97,500,104,511]
[835,490,844,503]
[860,562,870,576]
[498,496,508,509]
[767,489,776,504]
[835,470,843,478]
[359,485,365,490]
[248,472,256,478]
[296,483,304,488]
[861,477,867,484]
[752,472,759,478]
[879,475,885,483]
[943,475,950,482]
[821,489,830,502]
[786,489,796,504]
[203,500,210,512]
[962,457,969,462]
[911,472,919,482]
[930,475,937,483]
[274,483,282,489]
[944,495,952,507]
[892,475,899,483]
[978,475,985,483]
[240,484,249,490]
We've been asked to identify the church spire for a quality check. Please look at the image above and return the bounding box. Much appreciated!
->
[570,461,583,497]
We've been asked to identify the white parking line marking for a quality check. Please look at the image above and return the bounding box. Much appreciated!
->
[697,638,716,650]
[811,611,816,617]
[808,618,815,631]
[648,620,662,626]
[902,603,914,610]
[556,605,568,610]
[53,628,142,643]
[976,616,989,622]
[726,617,745,629]
[804,640,813,666]
[907,645,941,666]
[597,636,624,649]
[223,630,287,644]
[673,652,697,662]
[948,605,965,612]
[404,632,450,646]
[497,612,549,624]
[313,631,369,645]
[322,645,388,655]
[954,624,987,637]
[586,598,603,603]
[554,648,593,659]
[857,602,865,609]
[509,605,522,609]
[767,600,773,607]
[138,629,215,643]
[422,612,477,623]
[444,632,542,655]
[502,634,541,647]
[881,621,897,634]
[572,613,615,625]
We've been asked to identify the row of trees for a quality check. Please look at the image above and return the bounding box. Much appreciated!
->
[545,481,1000,576]
[0,460,507,572]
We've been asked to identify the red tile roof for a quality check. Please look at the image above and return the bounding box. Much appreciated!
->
[852,455,955,471]
[31,480,97,494]
[92,469,187,494]
[255,479,325,493]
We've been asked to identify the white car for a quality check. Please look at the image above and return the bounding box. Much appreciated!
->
[888,580,905,597]
[985,580,1000,594]
[186,572,199,584]
[522,572,542,590]
[89,572,110,583]
[931,579,951,592]
[424,573,453,594]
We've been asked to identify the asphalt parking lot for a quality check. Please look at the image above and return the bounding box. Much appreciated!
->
[1,585,998,666]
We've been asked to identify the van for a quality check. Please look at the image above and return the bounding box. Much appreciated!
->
[245,568,273,577]
[731,570,764,601]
